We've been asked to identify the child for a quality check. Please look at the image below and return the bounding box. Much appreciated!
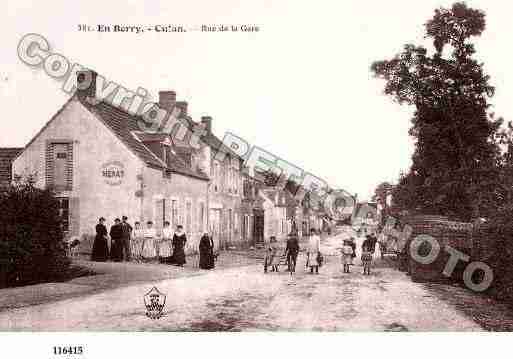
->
[341,239,354,273]
[361,240,373,275]
[264,236,279,273]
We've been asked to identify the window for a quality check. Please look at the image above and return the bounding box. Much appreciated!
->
[199,202,205,232]
[49,142,72,190]
[57,197,70,232]
[186,201,192,233]
[171,199,178,228]
[214,162,220,192]
[228,209,233,239]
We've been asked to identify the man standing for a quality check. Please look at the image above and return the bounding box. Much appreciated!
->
[285,231,300,275]
[121,215,133,261]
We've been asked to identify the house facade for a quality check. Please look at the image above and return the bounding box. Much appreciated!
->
[0,148,22,189]
[158,93,246,249]
[13,72,209,252]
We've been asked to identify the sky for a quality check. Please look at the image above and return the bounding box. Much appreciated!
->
[2,0,513,200]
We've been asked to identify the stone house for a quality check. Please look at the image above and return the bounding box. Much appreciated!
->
[157,91,245,249]
[12,71,209,252]
[240,172,266,245]
[259,188,296,242]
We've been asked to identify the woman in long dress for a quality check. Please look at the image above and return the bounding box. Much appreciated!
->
[159,221,173,264]
[172,225,187,266]
[307,228,321,274]
[199,232,215,269]
[109,218,124,262]
[91,217,109,261]
[141,221,157,261]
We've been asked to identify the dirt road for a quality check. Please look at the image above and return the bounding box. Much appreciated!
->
[0,231,483,331]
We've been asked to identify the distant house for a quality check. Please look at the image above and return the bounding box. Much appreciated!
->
[0,147,22,188]
[259,189,289,242]
[353,201,379,233]
[241,172,265,245]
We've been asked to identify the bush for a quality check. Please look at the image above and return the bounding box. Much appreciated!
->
[480,206,513,304]
[0,181,70,288]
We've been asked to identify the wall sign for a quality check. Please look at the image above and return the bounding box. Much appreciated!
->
[101,161,125,186]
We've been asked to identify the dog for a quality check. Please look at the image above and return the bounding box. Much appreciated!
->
[66,236,82,258]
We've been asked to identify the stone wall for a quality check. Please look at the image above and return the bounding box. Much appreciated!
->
[403,215,473,283]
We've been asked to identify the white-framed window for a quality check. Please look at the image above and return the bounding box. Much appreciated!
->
[186,200,192,234]
[170,198,179,228]
[199,202,205,233]
[214,161,220,192]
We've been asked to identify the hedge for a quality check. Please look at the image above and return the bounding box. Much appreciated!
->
[0,182,70,288]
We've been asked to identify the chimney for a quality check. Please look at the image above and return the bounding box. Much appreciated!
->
[201,116,212,133]
[76,70,97,100]
[175,101,188,116]
[158,91,176,112]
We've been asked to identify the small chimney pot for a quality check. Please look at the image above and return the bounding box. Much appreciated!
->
[201,116,212,132]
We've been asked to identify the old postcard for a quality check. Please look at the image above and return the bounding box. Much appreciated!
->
[1,0,513,357]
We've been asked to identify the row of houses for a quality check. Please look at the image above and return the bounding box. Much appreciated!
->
[1,70,331,252]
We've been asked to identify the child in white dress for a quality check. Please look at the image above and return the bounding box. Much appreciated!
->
[341,239,354,273]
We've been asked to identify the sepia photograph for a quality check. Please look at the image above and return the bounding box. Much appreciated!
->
[2,1,513,355]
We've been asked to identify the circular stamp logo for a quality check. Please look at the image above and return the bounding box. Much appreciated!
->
[101,161,125,186]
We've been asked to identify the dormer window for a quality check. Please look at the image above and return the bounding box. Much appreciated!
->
[161,138,172,166]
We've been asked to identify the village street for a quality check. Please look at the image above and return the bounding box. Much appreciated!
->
[0,228,490,331]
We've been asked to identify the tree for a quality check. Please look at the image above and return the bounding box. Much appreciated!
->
[0,180,70,287]
[373,181,394,223]
[371,2,502,221]
[373,182,394,206]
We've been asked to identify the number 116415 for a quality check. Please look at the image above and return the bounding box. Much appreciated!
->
[53,346,83,355]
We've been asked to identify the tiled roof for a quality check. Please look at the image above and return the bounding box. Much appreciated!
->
[179,117,242,160]
[81,98,208,181]
[0,148,22,186]
[134,132,171,143]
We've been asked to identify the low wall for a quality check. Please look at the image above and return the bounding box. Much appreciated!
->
[402,215,473,283]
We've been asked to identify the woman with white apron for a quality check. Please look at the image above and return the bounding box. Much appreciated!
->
[159,221,173,264]
[141,221,157,261]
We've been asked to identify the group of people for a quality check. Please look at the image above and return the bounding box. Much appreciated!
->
[340,230,378,275]
[264,228,324,275]
[264,228,380,276]
[90,216,216,270]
